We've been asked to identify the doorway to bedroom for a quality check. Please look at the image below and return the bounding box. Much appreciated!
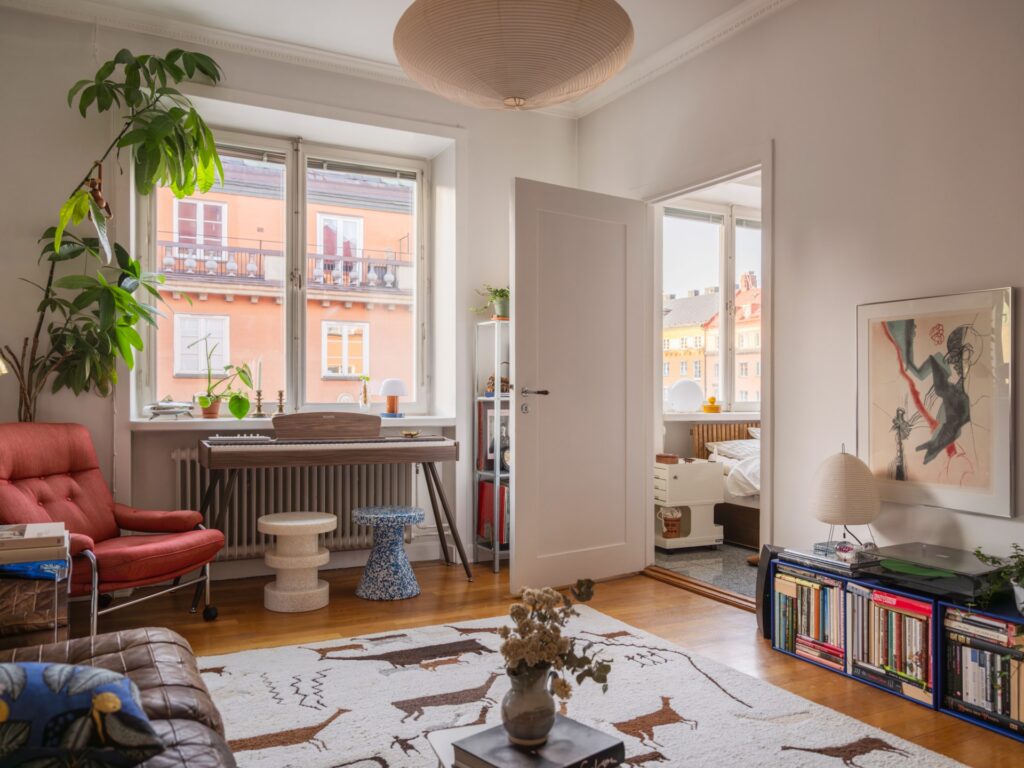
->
[653,169,765,604]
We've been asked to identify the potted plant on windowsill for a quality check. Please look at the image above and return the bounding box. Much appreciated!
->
[975,544,1024,615]
[190,335,253,419]
[472,284,510,320]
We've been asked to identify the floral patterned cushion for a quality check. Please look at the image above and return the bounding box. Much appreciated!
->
[0,662,164,766]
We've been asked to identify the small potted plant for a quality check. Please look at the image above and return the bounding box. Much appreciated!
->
[975,544,1024,614]
[497,580,611,746]
[189,335,253,419]
[472,284,510,319]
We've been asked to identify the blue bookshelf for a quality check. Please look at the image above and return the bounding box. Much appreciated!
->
[936,599,1024,743]
[770,560,937,709]
[771,559,1024,742]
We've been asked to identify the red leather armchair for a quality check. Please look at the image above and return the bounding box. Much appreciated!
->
[0,422,224,634]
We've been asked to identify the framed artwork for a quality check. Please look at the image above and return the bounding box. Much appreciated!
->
[857,288,1013,518]
[476,400,509,470]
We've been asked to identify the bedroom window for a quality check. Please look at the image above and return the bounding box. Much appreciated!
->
[662,194,761,412]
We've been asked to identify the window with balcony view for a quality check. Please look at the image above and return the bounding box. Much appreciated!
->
[154,147,287,403]
[661,173,762,412]
[146,140,423,412]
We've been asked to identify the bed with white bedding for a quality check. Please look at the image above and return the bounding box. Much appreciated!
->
[706,437,761,506]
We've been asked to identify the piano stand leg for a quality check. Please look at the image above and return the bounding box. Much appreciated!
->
[422,464,452,566]
[424,462,472,582]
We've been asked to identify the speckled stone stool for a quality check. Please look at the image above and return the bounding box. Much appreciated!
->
[257,512,337,612]
[354,506,425,600]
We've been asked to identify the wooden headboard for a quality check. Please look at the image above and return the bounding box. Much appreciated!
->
[691,421,760,459]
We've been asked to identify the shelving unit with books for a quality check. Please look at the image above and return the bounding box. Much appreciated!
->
[772,562,846,672]
[473,320,511,573]
[938,601,1024,741]
[845,582,935,706]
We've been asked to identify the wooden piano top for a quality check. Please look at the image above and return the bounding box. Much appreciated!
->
[198,435,459,469]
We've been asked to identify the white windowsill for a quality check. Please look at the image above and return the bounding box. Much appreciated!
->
[663,411,761,423]
[129,414,457,432]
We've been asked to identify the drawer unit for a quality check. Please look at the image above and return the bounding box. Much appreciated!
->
[654,460,724,506]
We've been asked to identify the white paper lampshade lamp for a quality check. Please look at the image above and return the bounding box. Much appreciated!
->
[810,448,880,553]
[379,378,407,418]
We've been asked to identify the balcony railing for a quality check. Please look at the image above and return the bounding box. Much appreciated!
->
[158,240,414,293]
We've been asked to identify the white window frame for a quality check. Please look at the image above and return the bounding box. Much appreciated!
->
[679,360,687,376]
[135,129,431,417]
[662,362,670,377]
[661,201,761,411]
[321,320,370,379]
[173,314,229,377]
[739,361,748,377]
[172,199,228,261]
[694,360,702,379]
[662,338,669,351]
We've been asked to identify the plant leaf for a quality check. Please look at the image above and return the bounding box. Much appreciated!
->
[54,188,91,253]
[87,197,112,263]
[228,393,250,419]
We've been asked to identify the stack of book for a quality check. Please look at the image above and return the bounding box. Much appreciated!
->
[0,523,69,580]
[773,563,845,670]
[452,716,624,768]
[943,607,1024,733]
[846,583,933,705]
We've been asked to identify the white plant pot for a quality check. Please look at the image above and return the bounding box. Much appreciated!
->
[1012,579,1024,615]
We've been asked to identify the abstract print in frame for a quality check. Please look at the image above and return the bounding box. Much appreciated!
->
[857,288,1013,518]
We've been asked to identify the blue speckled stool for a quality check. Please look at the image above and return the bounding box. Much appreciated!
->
[354,506,425,600]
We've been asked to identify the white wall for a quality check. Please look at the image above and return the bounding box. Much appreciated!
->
[0,8,577,534]
[579,0,1024,554]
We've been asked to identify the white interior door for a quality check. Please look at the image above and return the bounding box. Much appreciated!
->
[511,178,651,591]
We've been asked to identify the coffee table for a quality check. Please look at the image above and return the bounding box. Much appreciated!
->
[257,512,336,612]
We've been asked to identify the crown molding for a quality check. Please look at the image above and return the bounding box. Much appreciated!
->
[0,0,414,89]
[568,0,800,117]
[0,0,799,120]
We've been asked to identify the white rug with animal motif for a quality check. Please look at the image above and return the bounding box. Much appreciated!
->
[199,606,966,768]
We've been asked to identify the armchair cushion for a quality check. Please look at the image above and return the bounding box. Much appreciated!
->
[113,505,203,534]
[71,530,224,590]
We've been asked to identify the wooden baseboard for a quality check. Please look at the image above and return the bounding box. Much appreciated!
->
[643,566,756,613]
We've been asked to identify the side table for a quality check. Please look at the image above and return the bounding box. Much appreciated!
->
[257,512,337,612]
[353,506,425,600]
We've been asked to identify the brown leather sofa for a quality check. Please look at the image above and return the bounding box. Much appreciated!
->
[0,627,235,767]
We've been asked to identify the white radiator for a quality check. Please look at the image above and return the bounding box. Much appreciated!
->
[171,448,413,561]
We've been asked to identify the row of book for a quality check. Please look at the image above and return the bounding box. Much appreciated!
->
[773,564,845,671]
[846,583,933,704]
[944,607,1024,732]
[476,480,510,546]
[0,523,69,580]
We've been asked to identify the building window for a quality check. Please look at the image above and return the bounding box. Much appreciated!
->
[694,335,703,348]
[681,336,690,349]
[738,333,746,349]
[739,390,748,402]
[714,363,720,378]
[322,321,369,378]
[739,362,748,377]
[663,338,670,351]
[173,314,228,376]
[663,362,670,377]
[679,360,687,376]
[694,360,702,379]
[145,138,424,412]
[756,361,761,377]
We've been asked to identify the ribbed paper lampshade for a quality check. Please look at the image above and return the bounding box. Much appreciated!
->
[393,0,634,110]
[810,451,881,525]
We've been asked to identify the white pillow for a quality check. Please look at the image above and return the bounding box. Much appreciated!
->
[748,427,761,439]
[705,439,759,461]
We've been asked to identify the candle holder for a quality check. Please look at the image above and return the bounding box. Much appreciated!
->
[276,390,286,415]
[252,389,269,418]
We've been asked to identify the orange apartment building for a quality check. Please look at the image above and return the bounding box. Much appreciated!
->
[153,153,416,406]
[663,271,761,406]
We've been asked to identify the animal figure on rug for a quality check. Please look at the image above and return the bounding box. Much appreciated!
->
[781,736,911,767]
[445,625,501,635]
[389,734,419,755]
[392,672,500,722]
[305,643,365,660]
[330,758,388,768]
[228,708,348,753]
[199,666,226,676]
[624,751,668,766]
[613,696,697,747]
[328,639,491,668]
[420,656,464,672]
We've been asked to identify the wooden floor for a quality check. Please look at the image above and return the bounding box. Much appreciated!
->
[72,562,1023,768]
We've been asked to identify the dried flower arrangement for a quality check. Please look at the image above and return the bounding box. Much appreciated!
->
[497,579,612,700]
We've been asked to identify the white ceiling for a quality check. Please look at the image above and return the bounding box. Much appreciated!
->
[6,0,793,116]
[76,0,749,66]
[671,171,762,209]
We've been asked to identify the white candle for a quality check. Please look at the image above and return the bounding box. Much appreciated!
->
[256,359,262,390]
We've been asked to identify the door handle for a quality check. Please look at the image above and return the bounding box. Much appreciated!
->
[521,388,550,396]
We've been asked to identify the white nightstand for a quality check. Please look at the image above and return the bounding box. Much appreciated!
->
[654,459,724,550]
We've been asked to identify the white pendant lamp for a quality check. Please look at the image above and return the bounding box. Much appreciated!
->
[393,0,635,111]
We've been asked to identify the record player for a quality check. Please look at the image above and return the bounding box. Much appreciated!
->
[859,541,1003,600]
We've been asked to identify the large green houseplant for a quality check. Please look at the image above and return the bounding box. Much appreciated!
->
[0,48,224,421]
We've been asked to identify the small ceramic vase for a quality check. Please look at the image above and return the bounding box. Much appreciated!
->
[501,665,556,747]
